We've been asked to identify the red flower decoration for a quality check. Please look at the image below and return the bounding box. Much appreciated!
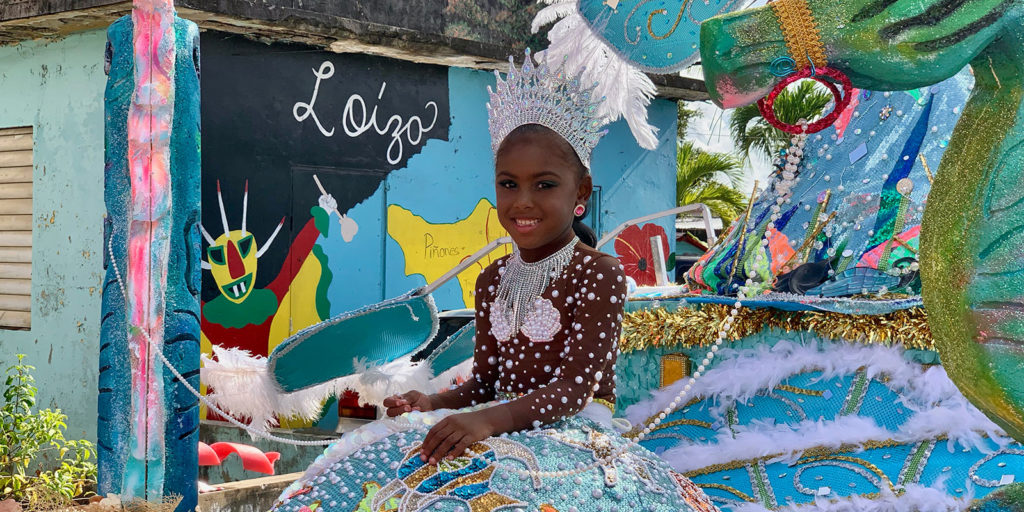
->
[614,223,670,287]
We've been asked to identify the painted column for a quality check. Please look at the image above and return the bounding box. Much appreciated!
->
[100,0,201,508]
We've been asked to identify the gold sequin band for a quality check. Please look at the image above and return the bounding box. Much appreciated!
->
[619,303,933,353]
[770,0,828,70]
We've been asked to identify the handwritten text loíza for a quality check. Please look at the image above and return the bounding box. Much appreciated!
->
[293,61,440,165]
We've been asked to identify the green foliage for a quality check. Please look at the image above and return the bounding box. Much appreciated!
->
[729,80,833,162]
[677,102,701,141]
[1,354,96,505]
[676,141,748,227]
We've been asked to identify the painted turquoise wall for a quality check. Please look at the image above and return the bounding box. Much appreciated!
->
[0,29,108,442]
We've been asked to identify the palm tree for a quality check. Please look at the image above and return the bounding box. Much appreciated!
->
[677,141,748,227]
[729,80,833,162]
[677,102,701,141]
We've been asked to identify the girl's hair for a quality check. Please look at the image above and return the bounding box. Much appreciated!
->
[572,206,598,247]
[495,124,588,178]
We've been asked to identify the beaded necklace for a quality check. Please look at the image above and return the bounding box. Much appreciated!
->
[493,235,579,336]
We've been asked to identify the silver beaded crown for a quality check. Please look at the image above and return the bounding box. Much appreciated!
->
[487,48,607,169]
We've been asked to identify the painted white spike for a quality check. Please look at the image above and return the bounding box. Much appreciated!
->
[241,180,249,235]
[216,180,231,236]
[256,217,285,259]
[199,223,216,245]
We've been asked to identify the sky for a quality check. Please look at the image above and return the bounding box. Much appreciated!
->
[679,65,774,197]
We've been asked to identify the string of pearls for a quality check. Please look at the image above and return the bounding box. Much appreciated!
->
[773,121,809,214]
[754,122,809,292]
[107,235,340,446]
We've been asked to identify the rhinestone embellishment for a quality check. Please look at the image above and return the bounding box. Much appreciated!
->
[487,49,607,168]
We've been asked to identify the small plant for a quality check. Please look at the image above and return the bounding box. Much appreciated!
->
[1,354,97,506]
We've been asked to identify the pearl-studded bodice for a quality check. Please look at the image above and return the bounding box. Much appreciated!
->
[433,243,627,431]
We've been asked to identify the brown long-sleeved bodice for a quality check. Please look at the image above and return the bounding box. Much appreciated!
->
[432,242,626,432]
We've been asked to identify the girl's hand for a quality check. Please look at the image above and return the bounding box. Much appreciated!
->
[419,411,494,464]
[383,391,434,417]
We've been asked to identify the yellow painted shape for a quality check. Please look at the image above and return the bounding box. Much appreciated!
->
[290,250,328,336]
[387,199,510,307]
[268,291,291,354]
[267,253,329,428]
[200,330,212,419]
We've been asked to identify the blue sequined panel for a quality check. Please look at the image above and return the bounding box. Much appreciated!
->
[269,412,719,512]
[635,354,1024,510]
[688,438,1024,510]
[577,0,744,73]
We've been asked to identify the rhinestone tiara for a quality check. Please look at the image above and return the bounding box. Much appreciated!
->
[487,48,607,169]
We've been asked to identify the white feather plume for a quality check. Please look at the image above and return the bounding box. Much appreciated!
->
[531,1,576,33]
[533,10,660,149]
[626,340,1010,477]
[624,340,991,426]
[200,345,439,433]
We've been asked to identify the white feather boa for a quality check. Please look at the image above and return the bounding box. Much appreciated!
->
[625,340,994,426]
[729,482,972,512]
[532,0,660,149]
[200,345,438,432]
[625,340,1010,475]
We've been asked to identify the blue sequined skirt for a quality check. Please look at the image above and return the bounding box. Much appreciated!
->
[270,406,718,512]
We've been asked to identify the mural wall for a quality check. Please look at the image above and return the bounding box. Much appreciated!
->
[198,32,678,421]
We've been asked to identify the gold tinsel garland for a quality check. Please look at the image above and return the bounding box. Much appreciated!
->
[619,304,933,353]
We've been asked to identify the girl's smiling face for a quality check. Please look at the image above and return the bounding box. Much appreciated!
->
[495,125,592,262]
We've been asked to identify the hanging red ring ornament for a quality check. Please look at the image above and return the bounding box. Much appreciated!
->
[756,66,854,134]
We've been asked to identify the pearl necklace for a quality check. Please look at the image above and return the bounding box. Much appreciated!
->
[493,235,579,335]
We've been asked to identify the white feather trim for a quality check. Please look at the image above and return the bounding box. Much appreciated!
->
[624,340,991,426]
[660,404,1006,475]
[534,11,660,150]
[729,483,972,512]
[348,356,437,406]
[661,415,889,473]
[531,2,576,33]
[200,345,439,433]
[626,340,1010,475]
[200,346,323,432]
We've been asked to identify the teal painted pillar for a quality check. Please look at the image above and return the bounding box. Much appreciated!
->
[99,0,201,508]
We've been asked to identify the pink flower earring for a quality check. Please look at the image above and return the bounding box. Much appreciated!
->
[574,205,585,217]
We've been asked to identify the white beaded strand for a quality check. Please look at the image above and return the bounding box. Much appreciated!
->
[107,125,811,470]
[107,235,340,446]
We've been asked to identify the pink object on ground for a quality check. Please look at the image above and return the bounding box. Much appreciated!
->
[198,442,221,466]
[208,442,281,475]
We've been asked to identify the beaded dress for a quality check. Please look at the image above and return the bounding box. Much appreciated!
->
[269,242,718,512]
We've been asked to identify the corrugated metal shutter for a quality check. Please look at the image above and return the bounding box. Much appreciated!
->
[0,126,32,329]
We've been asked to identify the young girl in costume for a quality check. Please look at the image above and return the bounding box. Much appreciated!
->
[270,51,717,512]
